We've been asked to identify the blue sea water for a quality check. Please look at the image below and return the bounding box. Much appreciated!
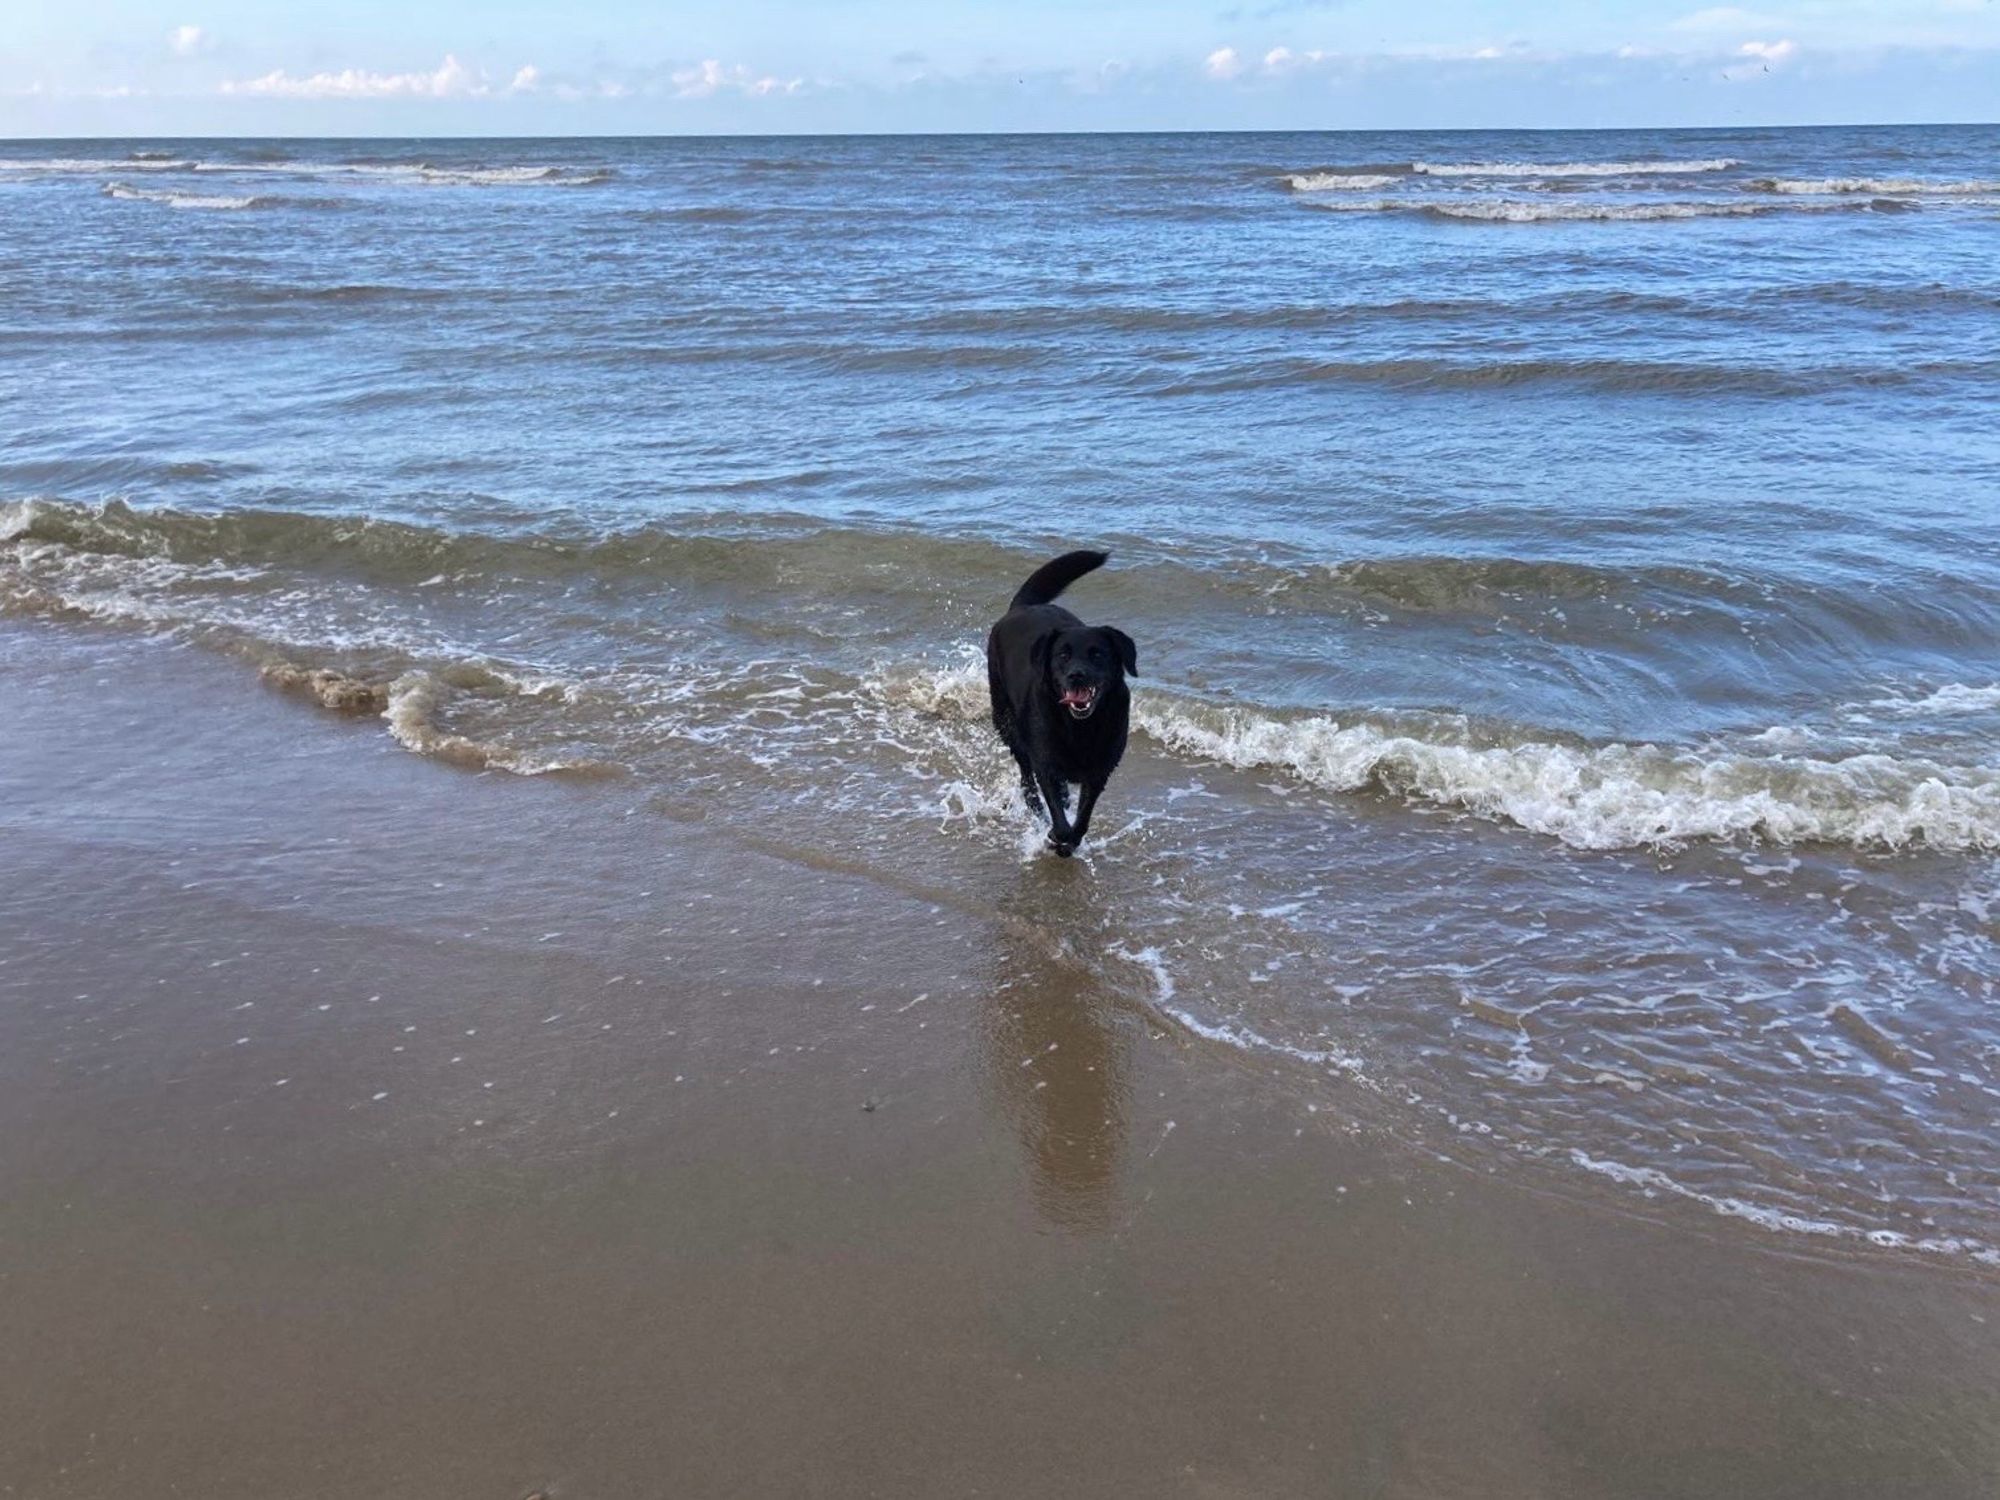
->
[3,126,1998,1260]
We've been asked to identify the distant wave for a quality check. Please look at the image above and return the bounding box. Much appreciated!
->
[888,663,2000,854]
[13,498,1994,653]
[104,182,262,211]
[1310,197,1891,223]
[1412,158,1738,177]
[1,156,607,187]
[1287,172,1402,192]
[1139,353,1838,397]
[1759,176,2000,196]
[210,161,614,187]
[0,156,196,173]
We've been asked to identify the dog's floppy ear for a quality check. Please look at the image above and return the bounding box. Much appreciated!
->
[1030,629,1059,681]
[1104,627,1138,677]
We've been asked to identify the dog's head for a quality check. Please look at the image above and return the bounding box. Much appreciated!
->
[1033,625,1138,721]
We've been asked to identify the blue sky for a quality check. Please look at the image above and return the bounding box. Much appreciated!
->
[5,2,1998,135]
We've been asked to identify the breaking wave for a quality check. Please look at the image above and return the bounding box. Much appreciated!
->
[883,662,2000,854]
[0,156,196,173]
[1412,158,1738,177]
[1287,172,1402,192]
[1759,176,2000,196]
[10,497,2000,850]
[0,155,608,187]
[1311,197,1886,223]
[377,670,615,776]
[104,182,263,211]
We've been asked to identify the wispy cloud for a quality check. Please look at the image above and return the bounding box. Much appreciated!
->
[220,54,538,100]
[670,59,804,99]
[167,25,209,58]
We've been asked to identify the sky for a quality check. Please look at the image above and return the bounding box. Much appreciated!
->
[4,1,1998,136]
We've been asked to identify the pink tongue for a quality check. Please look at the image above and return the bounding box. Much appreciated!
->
[1061,688,1092,706]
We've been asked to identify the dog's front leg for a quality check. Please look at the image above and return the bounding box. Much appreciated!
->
[1068,777,1104,849]
[1034,770,1077,855]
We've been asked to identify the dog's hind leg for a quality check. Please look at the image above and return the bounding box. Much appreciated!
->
[988,660,1044,814]
[1008,744,1044,814]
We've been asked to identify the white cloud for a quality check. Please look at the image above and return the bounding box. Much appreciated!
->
[1204,46,1246,80]
[168,25,209,58]
[1721,37,1799,78]
[219,54,545,100]
[1262,46,1334,74]
[671,59,802,98]
[1739,38,1798,63]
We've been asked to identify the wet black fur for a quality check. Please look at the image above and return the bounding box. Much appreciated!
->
[986,550,1138,857]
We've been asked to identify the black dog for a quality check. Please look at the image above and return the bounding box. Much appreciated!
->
[986,550,1137,857]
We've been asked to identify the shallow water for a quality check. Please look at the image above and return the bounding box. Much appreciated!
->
[3,126,1998,1263]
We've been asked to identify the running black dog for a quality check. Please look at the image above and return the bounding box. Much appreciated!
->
[986,550,1137,857]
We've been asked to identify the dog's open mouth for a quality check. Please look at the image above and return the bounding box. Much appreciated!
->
[1059,685,1101,719]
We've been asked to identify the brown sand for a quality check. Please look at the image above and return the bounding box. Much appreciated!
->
[3,620,1997,1499]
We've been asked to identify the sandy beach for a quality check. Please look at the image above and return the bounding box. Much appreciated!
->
[4,616,1995,1499]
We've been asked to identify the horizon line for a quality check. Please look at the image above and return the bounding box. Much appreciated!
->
[5,118,1996,143]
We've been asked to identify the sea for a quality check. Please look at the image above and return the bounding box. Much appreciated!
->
[3,125,1997,1264]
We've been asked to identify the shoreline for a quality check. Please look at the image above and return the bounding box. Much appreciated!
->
[4,616,1998,1497]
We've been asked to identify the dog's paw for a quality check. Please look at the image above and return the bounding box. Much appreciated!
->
[1051,837,1077,858]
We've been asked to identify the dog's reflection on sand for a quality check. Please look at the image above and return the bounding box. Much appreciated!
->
[980,926,1134,1233]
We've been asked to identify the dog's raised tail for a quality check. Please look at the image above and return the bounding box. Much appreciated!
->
[1010,549,1109,611]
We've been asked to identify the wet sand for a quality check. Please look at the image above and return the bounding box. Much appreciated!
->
[3,618,1997,1500]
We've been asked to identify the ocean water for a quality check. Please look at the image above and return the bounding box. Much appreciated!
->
[4,126,1998,1262]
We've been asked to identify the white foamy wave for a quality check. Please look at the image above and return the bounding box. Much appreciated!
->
[875,664,2000,853]
[0,500,37,543]
[381,672,609,777]
[1869,683,2000,716]
[1307,198,1865,223]
[1413,158,1737,178]
[1762,176,2000,196]
[189,160,608,187]
[0,156,196,173]
[882,656,990,719]
[1135,698,2000,852]
[104,182,260,211]
[1428,199,1761,222]
[1567,1152,2000,1264]
[1287,172,1402,192]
